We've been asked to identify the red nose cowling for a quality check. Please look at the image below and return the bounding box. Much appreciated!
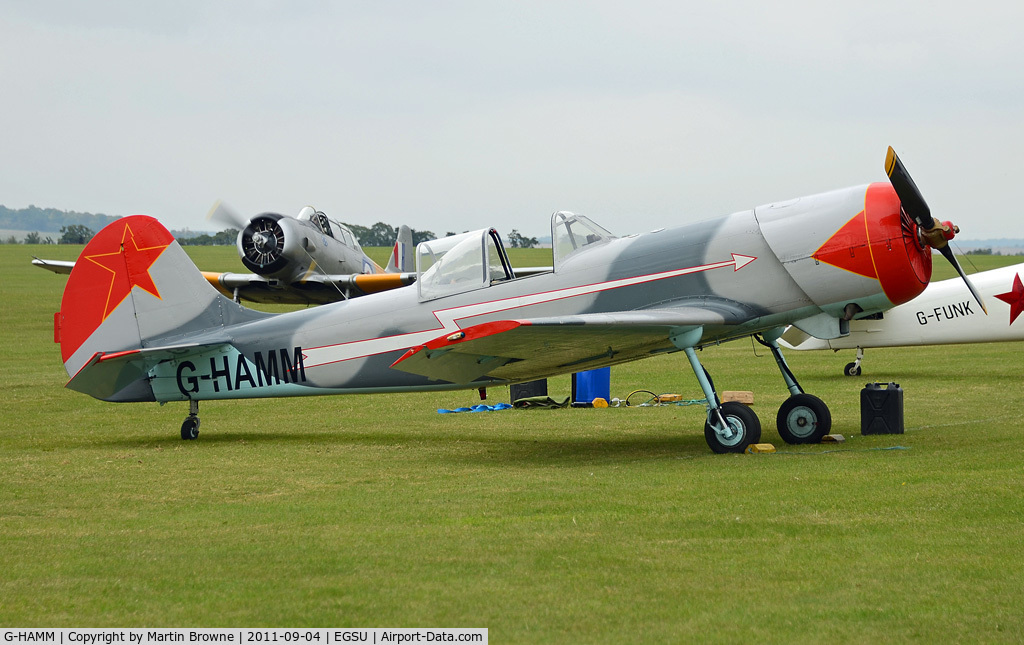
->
[812,182,932,308]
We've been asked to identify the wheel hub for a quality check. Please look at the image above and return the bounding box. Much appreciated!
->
[714,415,743,446]
[786,407,816,437]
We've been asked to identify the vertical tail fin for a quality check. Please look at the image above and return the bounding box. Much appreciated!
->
[386,225,415,273]
[57,215,265,381]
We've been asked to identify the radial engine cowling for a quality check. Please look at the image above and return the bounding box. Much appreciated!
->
[756,182,932,317]
[238,213,290,275]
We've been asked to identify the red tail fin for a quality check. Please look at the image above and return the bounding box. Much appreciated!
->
[58,215,271,382]
[59,216,174,367]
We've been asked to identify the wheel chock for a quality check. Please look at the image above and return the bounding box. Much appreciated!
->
[745,443,776,454]
[722,391,754,405]
[821,434,846,443]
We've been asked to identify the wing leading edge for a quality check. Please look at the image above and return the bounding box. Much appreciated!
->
[201,271,417,304]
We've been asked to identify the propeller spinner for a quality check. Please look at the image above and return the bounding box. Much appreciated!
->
[885,147,987,314]
[206,201,290,275]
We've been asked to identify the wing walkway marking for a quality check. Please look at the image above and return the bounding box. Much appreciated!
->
[302,253,756,368]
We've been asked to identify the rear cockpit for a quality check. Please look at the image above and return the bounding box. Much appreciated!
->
[416,229,515,301]
[296,206,362,250]
[414,212,617,301]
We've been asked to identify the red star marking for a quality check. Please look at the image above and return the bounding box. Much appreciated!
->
[994,273,1024,325]
[85,221,170,320]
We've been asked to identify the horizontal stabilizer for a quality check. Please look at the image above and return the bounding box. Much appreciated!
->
[66,343,228,402]
[32,257,75,274]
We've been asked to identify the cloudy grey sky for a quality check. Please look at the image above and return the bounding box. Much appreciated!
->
[2,1,1022,240]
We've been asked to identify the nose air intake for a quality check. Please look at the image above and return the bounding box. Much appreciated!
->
[239,213,289,274]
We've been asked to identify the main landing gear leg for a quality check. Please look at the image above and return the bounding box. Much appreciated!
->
[844,347,864,377]
[757,331,831,445]
[181,399,200,440]
[672,327,761,454]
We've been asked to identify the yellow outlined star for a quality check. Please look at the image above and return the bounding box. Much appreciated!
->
[85,221,170,320]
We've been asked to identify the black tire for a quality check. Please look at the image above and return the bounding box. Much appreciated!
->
[181,416,200,440]
[777,393,831,444]
[704,401,762,454]
[844,362,862,377]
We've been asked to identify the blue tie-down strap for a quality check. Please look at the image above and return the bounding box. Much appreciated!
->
[437,403,514,414]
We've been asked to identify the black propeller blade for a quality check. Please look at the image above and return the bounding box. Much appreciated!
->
[885,146,987,314]
[936,244,988,315]
[885,147,931,230]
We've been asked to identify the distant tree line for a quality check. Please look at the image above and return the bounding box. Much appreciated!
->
[0,203,542,250]
[439,229,540,248]
[506,229,539,248]
[344,222,435,247]
[1,224,95,244]
[177,229,239,246]
[0,205,118,233]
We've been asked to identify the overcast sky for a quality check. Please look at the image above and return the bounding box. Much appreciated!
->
[3,1,1022,240]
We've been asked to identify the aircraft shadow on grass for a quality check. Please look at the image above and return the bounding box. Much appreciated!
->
[90,430,699,463]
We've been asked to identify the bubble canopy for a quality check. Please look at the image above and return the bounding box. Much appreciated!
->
[416,228,514,300]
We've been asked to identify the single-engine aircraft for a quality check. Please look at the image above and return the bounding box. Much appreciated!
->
[54,148,983,453]
[782,261,1023,375]
[34,204,417,305]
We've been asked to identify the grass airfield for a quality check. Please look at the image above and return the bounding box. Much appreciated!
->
[2,243,1023,641]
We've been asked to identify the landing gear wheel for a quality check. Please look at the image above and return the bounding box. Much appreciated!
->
[844,362,862,377]
[777,394,831,444]
[704,401,762,454]
[181,415,200,440]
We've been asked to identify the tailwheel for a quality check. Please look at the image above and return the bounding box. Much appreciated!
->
[704,401,762,454]
[843,348,864,377]
[181,414,200,440]
[777,393,831,444]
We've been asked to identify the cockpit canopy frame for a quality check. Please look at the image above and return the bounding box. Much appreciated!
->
[296,206,361,250]
[416,228,514,301]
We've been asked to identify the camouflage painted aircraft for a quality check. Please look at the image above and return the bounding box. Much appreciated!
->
[53,148,982,453]
[782,261,1023,375]
[35,204,417,305]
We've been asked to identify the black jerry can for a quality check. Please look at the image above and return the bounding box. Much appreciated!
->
[860,382,904,435]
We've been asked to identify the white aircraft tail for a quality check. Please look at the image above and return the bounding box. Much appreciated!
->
[386,225,415,273]
[56,215,270,395]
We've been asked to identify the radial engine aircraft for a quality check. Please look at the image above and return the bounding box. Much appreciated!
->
[53,148,983,453]
[782,261,1022,375]
[34,204,417,305]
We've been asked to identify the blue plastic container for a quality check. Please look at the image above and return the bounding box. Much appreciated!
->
[572,367,611,406]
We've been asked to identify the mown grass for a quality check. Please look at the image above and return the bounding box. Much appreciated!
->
[1,244,1023,642]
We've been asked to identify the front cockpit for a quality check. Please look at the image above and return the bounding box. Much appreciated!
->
[551,211,615,270]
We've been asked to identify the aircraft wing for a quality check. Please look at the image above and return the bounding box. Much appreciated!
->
[203,271,416,304]
[390,307,746,384]
[35,258,416,305]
